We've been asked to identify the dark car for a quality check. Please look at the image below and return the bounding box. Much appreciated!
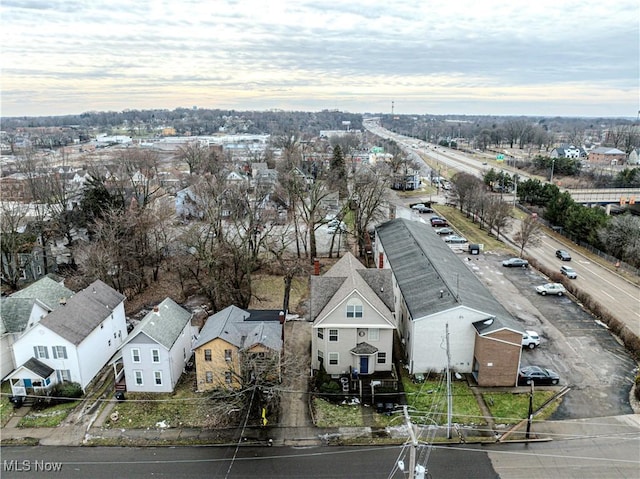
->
[502,257,529,268]
[430,217,448,227]
[518,365,560,386]
[556,249,572,261]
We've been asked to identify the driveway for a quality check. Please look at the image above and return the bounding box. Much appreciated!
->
[465,251,636,419]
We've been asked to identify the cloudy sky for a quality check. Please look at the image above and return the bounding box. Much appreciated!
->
[2,0,638,118]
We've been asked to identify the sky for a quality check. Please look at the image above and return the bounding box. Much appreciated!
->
[1,0,638,118]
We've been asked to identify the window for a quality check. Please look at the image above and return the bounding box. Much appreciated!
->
[346,303,363,318]
[131,348,140,363]
[52,346,67,359]
[34,346,49,359]
[317,350,324,363]
[377,352,386,364]
[56,369,71,382]
[154,371,162,386]
[328,352,339,365]
[224,349,232,361]
[368,328,379,341]
[151,349,160,363]
[204,349,212,361]
[328,329,338,342]
[134,370,143,386]
[225,371,232,384]
[205,371,213,383]
[317,328,324,339]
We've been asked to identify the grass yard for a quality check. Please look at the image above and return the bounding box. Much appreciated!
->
[483,390,558,425]
[312,398,364,427]
[17,401,79,428]
[0,382,16,427]
[103,372,240,429]
[250,274,308,313]
[402,374,486,426]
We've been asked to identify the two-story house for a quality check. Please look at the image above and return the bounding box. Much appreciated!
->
[310,253,396,381]
[374,218,524,387]
[111,297,198,393]
[192,306,283,391]
[0,276,74,379]
[5,279,127,396]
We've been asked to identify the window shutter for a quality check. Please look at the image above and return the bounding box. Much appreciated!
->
[34,346,38,358]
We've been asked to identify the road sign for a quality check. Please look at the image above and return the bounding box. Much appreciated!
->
[496,154,504,161]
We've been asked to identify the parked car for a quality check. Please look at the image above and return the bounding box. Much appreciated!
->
[535,282,566,296]
[560,265,577,279]
[502,257,529,268]
[413,205,433,213]
[444,235,468,244]
[430,217,448,227]
[435,227,454,235]
[556,249,572,261]
[522,330,541,349]
[518,365,559,385]
[328,222,347,233]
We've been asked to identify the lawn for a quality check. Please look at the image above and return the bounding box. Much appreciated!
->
[250,274,307,313]
[313,397,364,427]
[103,371,241,429]
[402,374,486,426]
[483,390,557,425]
[1,381,16,427]
[17,401,79,428]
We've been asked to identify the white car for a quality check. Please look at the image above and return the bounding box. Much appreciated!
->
[535,283,566,296]
[560,265,577,279]
[522,330,541,349]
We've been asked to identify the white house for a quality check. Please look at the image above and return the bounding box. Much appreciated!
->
[6,279,126,395]
[374,218,524,387]
[112,297,197,393]
[0,277,74,379]
[310,253,396,378]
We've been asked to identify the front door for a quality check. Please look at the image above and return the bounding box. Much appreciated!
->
[359,356,369,375]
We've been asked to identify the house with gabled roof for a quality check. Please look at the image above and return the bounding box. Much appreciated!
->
[0,276,74,379]
[111,297,197,393]
[6,279,126,395]
[192,306,283,391]
[310,253,396,381]
[374,218,524,387]
[588,146,626,165]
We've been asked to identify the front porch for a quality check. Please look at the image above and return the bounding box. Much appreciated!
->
[5,357,56,397]
[337,364,399,405]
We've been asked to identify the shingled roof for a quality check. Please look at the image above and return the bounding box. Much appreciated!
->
[39,279,125,345]
[1,277,74,334]
[122,297,192,350]
[375,218,522,333]
[310,252,394,323]
[194,305,282,352]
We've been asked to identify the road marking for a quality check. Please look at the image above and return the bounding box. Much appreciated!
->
[600,290,615,300]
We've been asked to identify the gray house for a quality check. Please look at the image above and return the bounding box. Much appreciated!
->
[112,297,197,393]
[374,218,524,387]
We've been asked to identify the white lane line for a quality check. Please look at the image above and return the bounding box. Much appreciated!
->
[600,290,615,300]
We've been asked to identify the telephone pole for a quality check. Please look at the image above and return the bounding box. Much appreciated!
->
[446,323,452,439]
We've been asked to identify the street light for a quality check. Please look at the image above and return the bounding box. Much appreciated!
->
[550,159,555,184]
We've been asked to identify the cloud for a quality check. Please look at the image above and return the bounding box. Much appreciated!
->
[1,0,637,117]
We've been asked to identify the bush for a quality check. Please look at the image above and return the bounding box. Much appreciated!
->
[635,375,640,402]
[51,381,83,401]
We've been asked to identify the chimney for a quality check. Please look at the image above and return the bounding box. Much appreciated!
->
[313,259,320,276]
[278,311,285,325]
[279,311,286,343]
[59,297,67,306]
[153,306,159,313]
[378,252,384,269]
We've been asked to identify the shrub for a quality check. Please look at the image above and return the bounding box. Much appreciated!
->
[51,381,83,401]
[635,375,640,402]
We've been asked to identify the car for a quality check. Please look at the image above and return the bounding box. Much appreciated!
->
[444,235,468,244]
[518,365,559,386]
[327,221,347,233]
[556,249,572,261]
[522,330,541,349]
[535,282,566,296]
[412,204,433,214]
[560,265,577,279]
[435,227,454,235]
[430,217,448,227]
[502,257,529,268]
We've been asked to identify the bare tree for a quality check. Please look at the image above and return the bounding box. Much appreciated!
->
[0,203,34,290]
[176,141,208,176]
[349,166,389,258]
[513,216,542,257]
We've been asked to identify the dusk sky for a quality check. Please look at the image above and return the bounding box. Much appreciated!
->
[2,0,638,118]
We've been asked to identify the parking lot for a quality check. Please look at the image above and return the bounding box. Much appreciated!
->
[463,251,636,419]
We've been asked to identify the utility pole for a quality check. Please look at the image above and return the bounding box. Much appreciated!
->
[526,382,534,439]
[549,159,555,184]
[446,323,452,439]
[401,406,426,479]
